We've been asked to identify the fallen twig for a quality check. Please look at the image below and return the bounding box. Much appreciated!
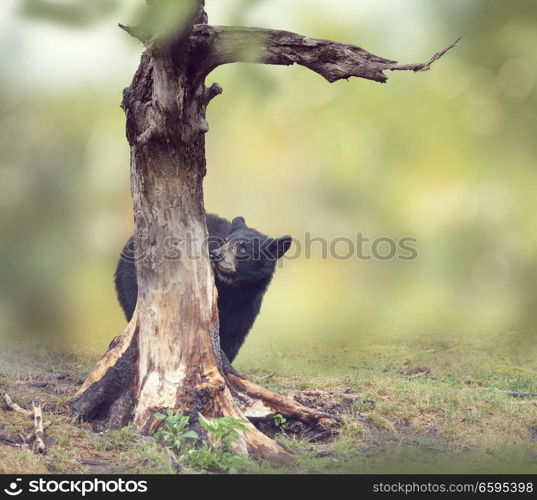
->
[32,400,46,453]
[3,393,33,417]
[29,381,48,388]
[478,387,537,399]
[25,420,52,443]
[407,371,430,380]
[0,433,21,446]
[80,459,110,466]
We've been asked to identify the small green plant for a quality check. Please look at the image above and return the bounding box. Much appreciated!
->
[153,410,252,473]
[154,410,199,451]
[274,413,287,428]
[198,414,250,450]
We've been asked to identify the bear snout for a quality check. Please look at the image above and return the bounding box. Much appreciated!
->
[210,248,223,261]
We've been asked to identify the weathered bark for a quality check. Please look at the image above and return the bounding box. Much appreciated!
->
[192,25,460,83]
[71,0,457,463]
[71,311,139,428]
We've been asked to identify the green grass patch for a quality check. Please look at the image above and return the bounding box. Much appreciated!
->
[0,333,535,474]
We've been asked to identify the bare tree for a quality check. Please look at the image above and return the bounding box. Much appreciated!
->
[70,0,457,462]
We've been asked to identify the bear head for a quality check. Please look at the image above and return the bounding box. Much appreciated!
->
[209,216,292,286]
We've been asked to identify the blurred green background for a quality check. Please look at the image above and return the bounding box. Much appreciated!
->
[1,0,536,363]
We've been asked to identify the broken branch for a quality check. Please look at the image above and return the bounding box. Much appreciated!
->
[25,420,52,443]
[205,82,223,104]
[390,36,461,72]
[3,393,33,417]
[192,25,460,83]
[0,433,21,446]
[32,400,46,453]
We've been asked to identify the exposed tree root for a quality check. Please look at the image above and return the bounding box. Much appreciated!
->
[70,316,338,463]
[229,372,340,427]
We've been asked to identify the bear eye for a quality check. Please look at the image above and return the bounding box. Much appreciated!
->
[237,243,247,254]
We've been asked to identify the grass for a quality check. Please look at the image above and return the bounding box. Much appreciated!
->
[0,331,535,474]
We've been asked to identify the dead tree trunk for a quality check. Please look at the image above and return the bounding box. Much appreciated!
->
[70,0,457,462]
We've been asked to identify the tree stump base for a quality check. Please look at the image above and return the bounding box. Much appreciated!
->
[71,314,339,464]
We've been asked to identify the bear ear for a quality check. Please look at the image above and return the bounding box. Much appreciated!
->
[231,216,246,231]
[270,236,293,259]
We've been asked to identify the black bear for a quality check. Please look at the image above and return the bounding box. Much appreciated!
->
[114,214,292,362]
